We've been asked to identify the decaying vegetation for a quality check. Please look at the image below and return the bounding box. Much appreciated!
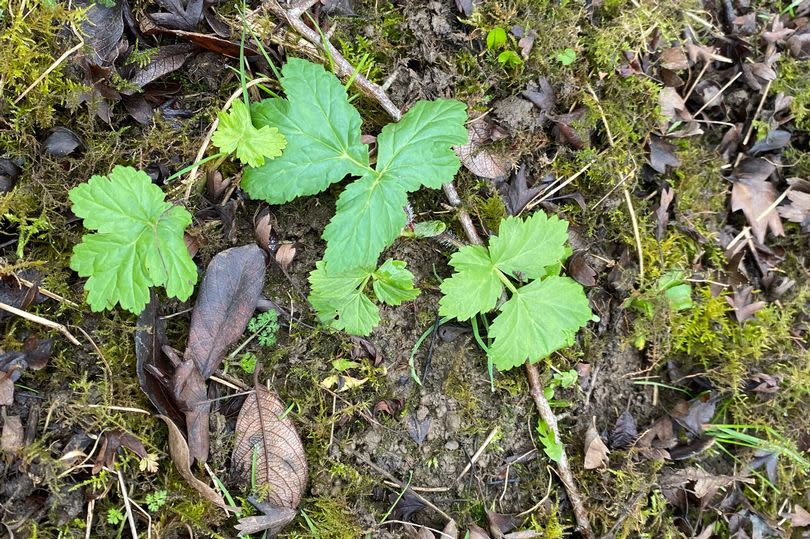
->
[1,0,810,537]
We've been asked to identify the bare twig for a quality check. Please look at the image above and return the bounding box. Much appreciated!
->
[358,457,454,523]
[2,272,80,308]
[623,186,645,285]
[0,301,80,345]
[526,362,591,537]
[742,79,772,146]
[115,468,139,539]
[455,426,499,482]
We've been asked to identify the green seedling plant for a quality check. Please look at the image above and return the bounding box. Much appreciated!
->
[485,26,523,67]
[240,58,467,335]
[536,419,563,462]
[544,368,579,408]
[438,212,592,371]
[68,166,197,314]
[145,490,168,512]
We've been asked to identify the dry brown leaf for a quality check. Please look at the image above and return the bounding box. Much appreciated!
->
[157,415,229,510]
[92,430,148,474]
[790,505,810,527]
[1,415,23,452]
[232,384,307,510]
[660,47,689,70]
[275,243,297,271]
[467,524,491,539]
[235,498,297,537]
[659,87,692,125]
[0,371,13,406]
[730,158,784,244]
[726,286,766,323]
[778,189,810,225]
[455,123,512,179]
[583,418,609,469]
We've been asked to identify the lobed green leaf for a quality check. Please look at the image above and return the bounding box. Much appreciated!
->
[438,245,503,321]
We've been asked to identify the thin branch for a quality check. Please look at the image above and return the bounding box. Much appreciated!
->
[526,362,591,537]
[0,301,80,345]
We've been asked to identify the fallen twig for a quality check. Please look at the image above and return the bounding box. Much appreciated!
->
[0,300,80,345]
[526,362,592,537]
[455,426,499,482]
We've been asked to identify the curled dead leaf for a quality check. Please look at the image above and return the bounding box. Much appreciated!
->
[583,418,609,469]
[157,415,229,510]
[231,383,307,511]
[275,243,297,271]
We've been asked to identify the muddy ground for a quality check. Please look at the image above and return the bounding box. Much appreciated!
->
[1,0,810,538]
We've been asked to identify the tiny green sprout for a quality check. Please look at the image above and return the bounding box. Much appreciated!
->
[240,352,258,374]
[555,47,577,66]
[497,50,524,67]
[536,419,563,462]
[145,490,167,512]
[248,310,280,348]
[106,507,125,525]
[486,27,508,49]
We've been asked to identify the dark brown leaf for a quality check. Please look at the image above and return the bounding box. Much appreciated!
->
[0,159,22,193]
[150,0,204,31]
[407,415,430,444]
[746,373,780,395]
[500,164,544,215]
[668,434,716,460]
[185,244,267,379]
[726,286,766,323]
[79,0,124,65]
[654,185,675,241]
[0,371,14,406]
[374,399,404,417]
[648,136,681,173]
[567,251,596,287]
[92,430,147,474]
[135,293,186,430]
[748,130,790,155]
[659,87,692,124]
[671,396,715,436]
[42,127,83,157]
[730,158,784,244]
[21,336,52,370]
[660,47,689,70]
[610,410,637,449]
[126,43,197,91]
[231,384,307,511]
[467,524,491,539]
[254,205,278,255]
[487,511,521,535]
[141,17,259,58]
[522,77,555,113]
[158,415,229,509]
[121,94,154,125]
[390,491,425,521]
[350,336,383,365]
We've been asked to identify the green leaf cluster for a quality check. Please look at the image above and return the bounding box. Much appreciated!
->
[241,58,467,334]
[69,166,197,314]
[438,212,592,371]
[309,258,419,336]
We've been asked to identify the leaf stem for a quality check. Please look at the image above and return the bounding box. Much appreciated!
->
[495,268,518,295]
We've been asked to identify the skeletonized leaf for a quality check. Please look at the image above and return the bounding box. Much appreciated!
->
[157,415,228,510]
[232,384,308,510]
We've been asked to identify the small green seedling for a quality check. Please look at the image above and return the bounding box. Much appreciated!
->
[211,99,286,168]
[69,166,197,314]
[486,27,507,49]
[629,269,693,318]
[248,310,280,347]
[106,507,125,525]
[544,368,579,407]
[439,212,592,371]
[240,58,467,335]
[145,490,167,512]
[536,419,563,462]
[555,47,576,66]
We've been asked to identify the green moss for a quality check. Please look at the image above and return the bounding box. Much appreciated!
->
[772,57,810,131]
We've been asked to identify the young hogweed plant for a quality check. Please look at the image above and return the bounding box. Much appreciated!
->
[438,212,592,371]
[240,58,468,335]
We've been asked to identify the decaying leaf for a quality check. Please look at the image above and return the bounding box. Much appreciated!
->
[149,0,204,31]
[126,43,198,90]
[275,243,297,271]
[610,410,638,449]
[648,136,681,173]
[567,251,596,287]
[135,293,186,430]
[235,497,297,537]
[583,418,610,469]
[157,415,229,510]
[455,121,512,179]
[790,505,810,527]
[185,244,267,379]
[654,185,675,241]
[660,47,689,70]
[92,430,147,473]
[390,491,426,521]
[660,467,743,509]
[730,158,784,244]
[499,163,544,215]
[778,188,810,227]
[726,285,766,323]
[1,415,23,452]
[487,511,522,536]
[232,384,307,511]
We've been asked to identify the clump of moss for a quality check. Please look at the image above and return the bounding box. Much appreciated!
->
[772,57,810,131]
[0,0,84,133]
